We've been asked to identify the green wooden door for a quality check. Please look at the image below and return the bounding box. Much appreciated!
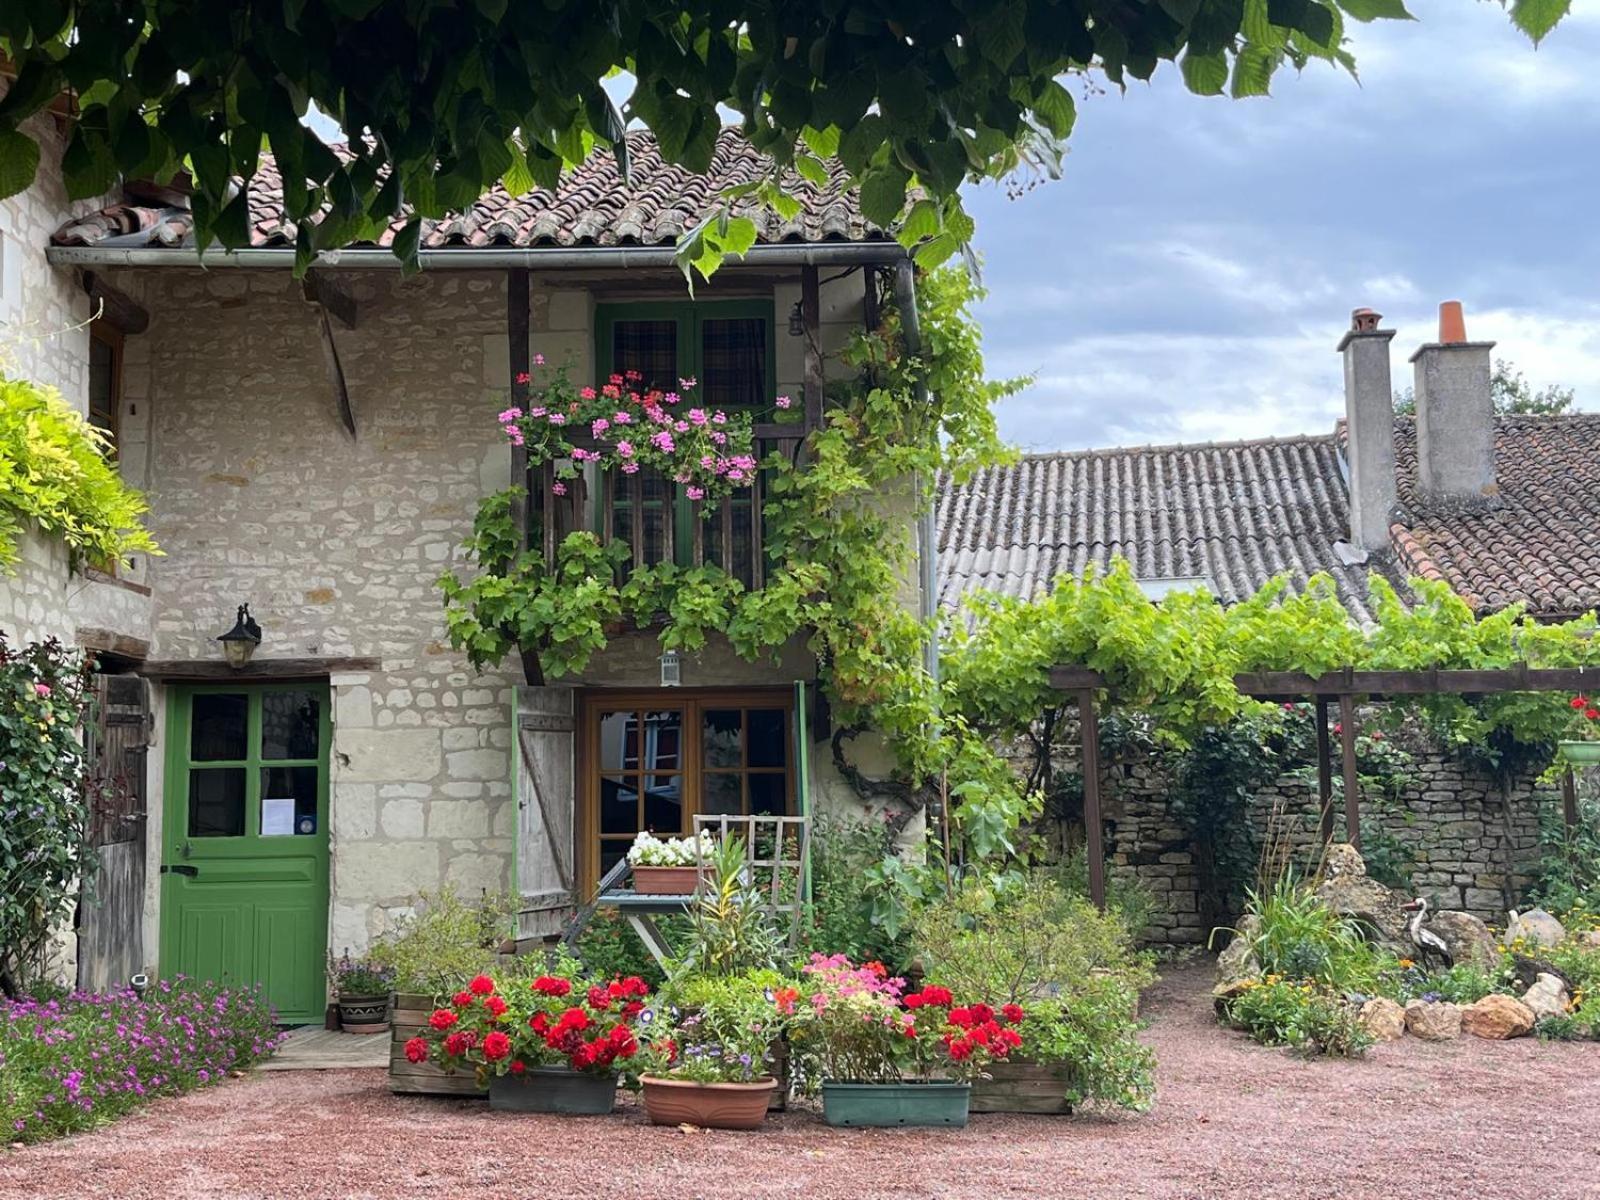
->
[159,684,331,1023]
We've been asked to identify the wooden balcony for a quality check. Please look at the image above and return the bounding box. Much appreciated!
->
[525,433,804,589]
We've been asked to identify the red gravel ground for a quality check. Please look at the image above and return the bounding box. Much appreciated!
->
[5,961,1600,1200]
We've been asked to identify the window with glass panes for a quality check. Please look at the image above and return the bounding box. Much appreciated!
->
[593,301,774,586]
[88,325,121,455]
[581,690,794,887]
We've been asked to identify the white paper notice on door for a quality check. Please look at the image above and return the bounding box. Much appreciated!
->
[261,796,297,837]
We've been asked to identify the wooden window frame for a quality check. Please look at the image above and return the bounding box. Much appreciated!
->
[577,687,795,894]
[88,321,123,454]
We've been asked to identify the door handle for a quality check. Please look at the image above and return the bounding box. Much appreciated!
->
[160,864,199,877]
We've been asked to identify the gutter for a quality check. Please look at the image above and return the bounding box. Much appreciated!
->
[893,259,940,688]
[45,242,909,270]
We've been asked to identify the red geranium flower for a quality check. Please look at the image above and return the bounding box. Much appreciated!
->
[968,1003,994,1025]
[482,1031,512,1061]
[404,1037,428,1064]
[587,985,612,1011]
[510,1059,526,1075]
[1587,708,1599,721]
[1572,695,1588,710]
[773,987,799,1016]
[469,974,495,996]
[1001,1003,1026,1024]
[946,1037,973,1061]
[485,995,508,1018]
[442,1031,469,1057]
[948,1007,973,1029]
[997,1027,1023,1050]
[530,1012,550,1034]
[919,985,953,1007]
[429,1009,458,1031]
[451,990,474,1008]
[904,992,926,1009]
[532,975,573,997]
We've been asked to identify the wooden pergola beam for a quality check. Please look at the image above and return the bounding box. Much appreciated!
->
[1052,664,1600,697]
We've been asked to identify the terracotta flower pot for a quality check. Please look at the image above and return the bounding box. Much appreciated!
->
[337,994,391,1034]
[629,865,709,895]
[640,1076,777,1130]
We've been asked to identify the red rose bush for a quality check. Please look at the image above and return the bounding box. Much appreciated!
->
[412,954,649,1083]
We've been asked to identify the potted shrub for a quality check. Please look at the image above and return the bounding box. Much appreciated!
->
[627,830,718,895]
[635,973,792,1130]
[328,952,395,1034]
[414,954,649,1114]
[1559,695,1600,764]
[790,954,1024,1128]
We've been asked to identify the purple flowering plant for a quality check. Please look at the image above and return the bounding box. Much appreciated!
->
[1,977,284,1143]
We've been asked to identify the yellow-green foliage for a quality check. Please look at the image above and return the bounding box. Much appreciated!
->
[0,374,159,570]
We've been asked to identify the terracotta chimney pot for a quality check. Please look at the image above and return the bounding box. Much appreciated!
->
[1438,300,1467,344]
[1351,307,1382,333]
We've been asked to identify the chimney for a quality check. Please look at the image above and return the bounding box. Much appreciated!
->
[1409,300,1496,503]
[1338,306,1398,554]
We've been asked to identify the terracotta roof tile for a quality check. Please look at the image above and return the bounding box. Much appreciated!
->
[52,129,881,251]
[1391,414,1600,618]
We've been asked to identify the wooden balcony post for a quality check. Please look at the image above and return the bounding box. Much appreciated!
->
[507,269,531,555]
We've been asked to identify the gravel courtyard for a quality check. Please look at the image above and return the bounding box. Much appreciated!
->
[5,962,1598,1200]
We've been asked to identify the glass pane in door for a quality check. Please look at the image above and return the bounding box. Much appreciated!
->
[188,768,246,837]
[612,320,678,391]
[192,694,248,761]
[260,765,318,836]
[702,318,766,408]
[261,691,321,760]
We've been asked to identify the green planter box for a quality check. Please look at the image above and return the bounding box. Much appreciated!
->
[1559,741,1600,765]
[820,1081,971,1128]
[489,1068,618,1115]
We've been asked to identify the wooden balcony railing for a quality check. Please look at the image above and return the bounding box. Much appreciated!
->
[527,435,803,590]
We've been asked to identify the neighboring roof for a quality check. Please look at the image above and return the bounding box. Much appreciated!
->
[51,129,880,252]
[936,433,1404,624]
[1391,414,1600,618]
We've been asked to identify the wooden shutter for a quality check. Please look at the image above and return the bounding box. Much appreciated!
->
[77,672,150,991]
[515,685,578,941]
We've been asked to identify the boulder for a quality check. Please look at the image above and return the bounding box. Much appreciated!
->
[1214,914,1263,999]
[1460,994,1535,1040]
[1506,908,1566,950]
[1520,973,1571,1022]
[1404,1000,1462,1041]
[1426,911,1499,970]
[1578,930,1600,951]
[1358,997,1407,1042]
[1315,845,1410,953]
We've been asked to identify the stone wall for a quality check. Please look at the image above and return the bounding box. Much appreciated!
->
[1102,751,1551,946]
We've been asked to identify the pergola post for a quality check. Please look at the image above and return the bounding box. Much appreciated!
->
[1562,765,1580,830]
[1078,688,1106,910]
[1314,697,1334,843]
[1338,693,1360,848]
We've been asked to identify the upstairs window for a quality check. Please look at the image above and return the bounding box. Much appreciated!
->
[88,325,121,457]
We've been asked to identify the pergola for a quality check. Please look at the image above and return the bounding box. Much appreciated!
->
[1051,664,1597,909]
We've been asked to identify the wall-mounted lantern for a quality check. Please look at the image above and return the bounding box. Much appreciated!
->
[788,301,805,337]
[659,649,682,688]
[217,603,262,668]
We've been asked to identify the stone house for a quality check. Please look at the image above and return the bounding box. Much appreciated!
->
[3,117,913,1019]
[937,307,1600,940]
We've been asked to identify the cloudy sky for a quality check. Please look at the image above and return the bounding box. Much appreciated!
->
[964,0,1600,452]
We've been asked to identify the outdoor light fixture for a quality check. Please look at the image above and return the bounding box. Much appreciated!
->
[659,649,682,688]
[217,603,262,668]
[788,300,804,337]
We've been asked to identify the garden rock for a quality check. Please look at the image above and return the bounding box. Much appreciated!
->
[1460,994,1535,1040]
[1214,915,1263,999]
[1506,908,1567,949]
[1427,911,1499,970]
[1404,1000,1462,1041]
[1315,844,1410,953]
[1520,973,1570,1022]
[1358,997,1407,1042]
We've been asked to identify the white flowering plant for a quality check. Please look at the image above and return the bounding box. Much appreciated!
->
[627,830,719,868]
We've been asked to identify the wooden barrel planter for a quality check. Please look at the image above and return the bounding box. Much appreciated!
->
[387,992,486,1098]
[969,1058,1073,1115]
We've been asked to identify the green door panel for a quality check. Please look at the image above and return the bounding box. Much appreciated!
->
[160,684,330,1024]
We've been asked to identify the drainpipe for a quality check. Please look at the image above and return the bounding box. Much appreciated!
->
[893,259,946,851]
